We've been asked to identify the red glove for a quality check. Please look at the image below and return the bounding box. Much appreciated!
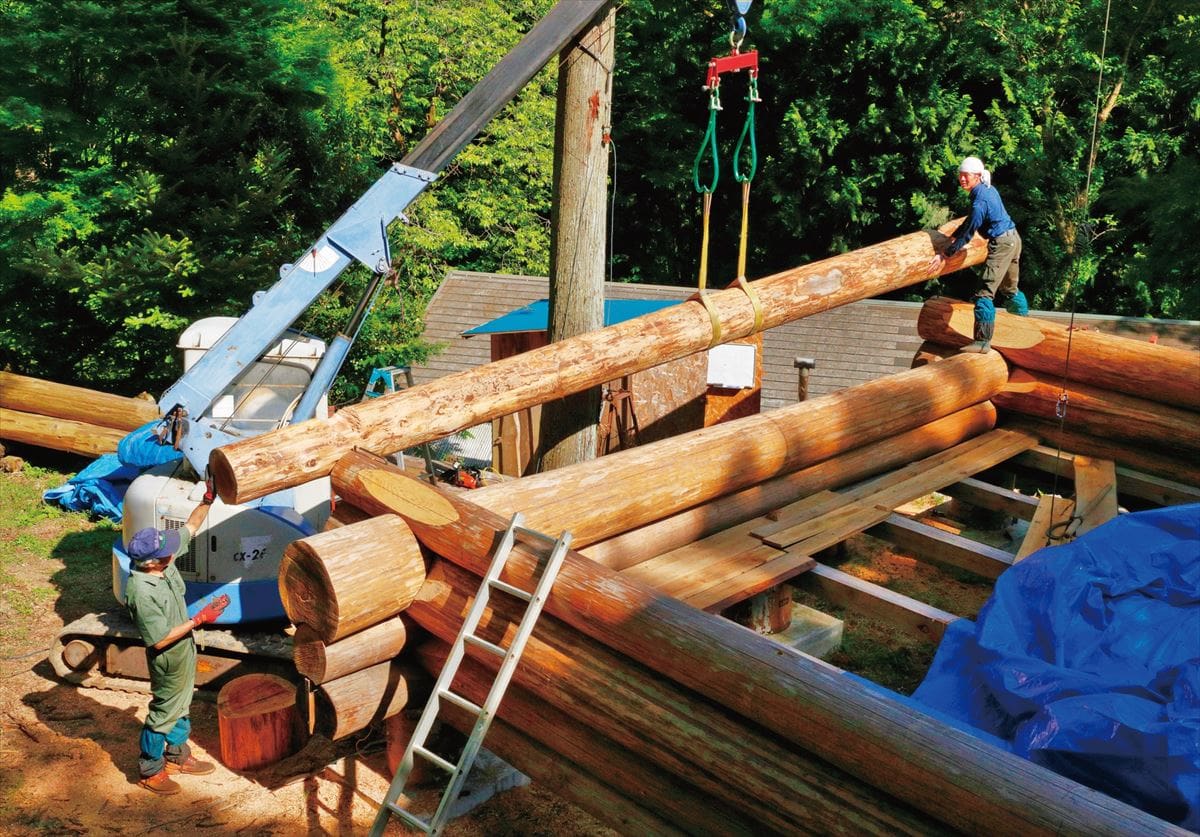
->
[192,594,230,626]
[202,474,216,505]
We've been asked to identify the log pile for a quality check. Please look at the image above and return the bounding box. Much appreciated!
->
[917,298,1200,479]
[0,371,160,457]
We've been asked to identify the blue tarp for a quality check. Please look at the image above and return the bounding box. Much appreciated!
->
[117,418,184,468]
[42,453,143,522]
[914,504,1200,829]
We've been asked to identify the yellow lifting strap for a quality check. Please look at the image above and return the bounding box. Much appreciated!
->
[731,179,763,332]
[692,191,724,347]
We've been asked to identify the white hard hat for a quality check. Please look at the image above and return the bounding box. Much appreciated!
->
[959,156,985,175]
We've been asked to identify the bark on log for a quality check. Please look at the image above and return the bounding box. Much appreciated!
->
[413,560,943,835]
[278,515,425,643]
[0,371,160,431]
[1003,415,1200,488]
[308,659,410,740]
[417,638,768,837]
[917,298,1200,411]
[292,616,407,684]
[332,456,1177,836]
[0,407,127,457]
[582,403,996,570]
[212,222,989,504]
[216,674,300,770]
[993,367,1200,455]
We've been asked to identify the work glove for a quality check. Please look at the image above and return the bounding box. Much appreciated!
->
[202,469,216,505]
[192,594,230,627]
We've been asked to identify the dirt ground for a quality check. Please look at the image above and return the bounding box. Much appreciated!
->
[0,650,617,836]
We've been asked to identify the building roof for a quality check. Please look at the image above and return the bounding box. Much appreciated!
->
[414,270,1199,414]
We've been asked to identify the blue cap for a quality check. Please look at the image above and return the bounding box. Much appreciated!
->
[128,527,181,564]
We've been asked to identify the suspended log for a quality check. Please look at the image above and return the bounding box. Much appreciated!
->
[212,221,989,504]
[0,371,160,431]
[307,659,410,740]
[332,455,1173,835]
[582,403,997,570]
[413,560,944,835]
[917,298,1200,411]
[417,638,769,837]
[278,515,425,643]
[993,368,1200,455]
[216,674,301,771]
[292,616,407,684]
[1003,416,1200,489]
[0,407,127,457]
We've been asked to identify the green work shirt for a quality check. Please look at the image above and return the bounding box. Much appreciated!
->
[125,531,197,731]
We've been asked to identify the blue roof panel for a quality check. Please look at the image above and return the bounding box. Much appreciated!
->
[463,298,682,336]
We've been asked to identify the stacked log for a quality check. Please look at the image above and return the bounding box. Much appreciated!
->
[917,299,1200,473]
[328,454,1168,835]
[277,514,427,738]
[0,371,160,456]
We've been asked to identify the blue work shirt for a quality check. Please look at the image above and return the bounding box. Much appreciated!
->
[944,183,1016,257]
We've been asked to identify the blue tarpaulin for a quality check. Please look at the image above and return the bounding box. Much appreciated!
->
[42,453,143,522]
[914,504,1200,829]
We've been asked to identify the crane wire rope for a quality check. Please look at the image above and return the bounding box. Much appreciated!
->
[1046,0,1113,544]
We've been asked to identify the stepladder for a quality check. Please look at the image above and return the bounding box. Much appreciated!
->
[369,512,571,836]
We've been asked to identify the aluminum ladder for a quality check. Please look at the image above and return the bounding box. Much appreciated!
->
[369,512,571,836]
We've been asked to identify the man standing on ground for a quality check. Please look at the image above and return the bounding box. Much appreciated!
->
[125,478,229,795]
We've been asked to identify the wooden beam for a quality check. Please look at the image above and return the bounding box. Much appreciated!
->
[582,404,998,571]
[866,514,1013,580]
[1016,495,1075,561]
[330,455,1176,836]
[994,368,1200,455]
[212,225,991,504]
[918,297,1200,411]
[940,477,1039,521]
[0,407,127,457]
[797,563,958,643]
[1072,456,1119,535]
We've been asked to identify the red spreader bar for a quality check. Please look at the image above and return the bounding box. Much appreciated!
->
[704,50,759,91]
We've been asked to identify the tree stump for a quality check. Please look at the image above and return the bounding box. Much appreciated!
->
[217,673,300,770]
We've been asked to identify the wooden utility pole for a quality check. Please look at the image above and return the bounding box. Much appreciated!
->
[537,7,616,471]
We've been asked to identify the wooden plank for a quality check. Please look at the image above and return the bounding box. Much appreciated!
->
[622,520,762,592]
[766,502,894,552]
[1016,495,1075,561]
[755,490,846,534]
[796,563,958,643]
[1073,456,1119,535]
[940,477,1040,521]
[687,553,817,613]
[1115,467,1200,507]
[866,514,1013,581]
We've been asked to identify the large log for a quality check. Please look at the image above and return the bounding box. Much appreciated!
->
[1003,415,1200,490]
[278,515,425,643]
[582,403,997,570]
[212,222,989,504]
[0,407,127,457]
[458,353,1005,547]
[416,638,783,837]
[993,367,1200,455]
[332,456,1179,835]
[216,673,301,770]
[292,616,407,684]
[308,659,410,740]
[917,298,1200,411]
[0,371,159,431]
[413,560,943,835]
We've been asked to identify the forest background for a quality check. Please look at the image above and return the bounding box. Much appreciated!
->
[1,0,1196,404]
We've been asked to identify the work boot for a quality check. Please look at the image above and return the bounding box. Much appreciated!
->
[166,755,215,776]
[996,290,1029,316]
[960,297,996,353]
[139,769,182,795]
